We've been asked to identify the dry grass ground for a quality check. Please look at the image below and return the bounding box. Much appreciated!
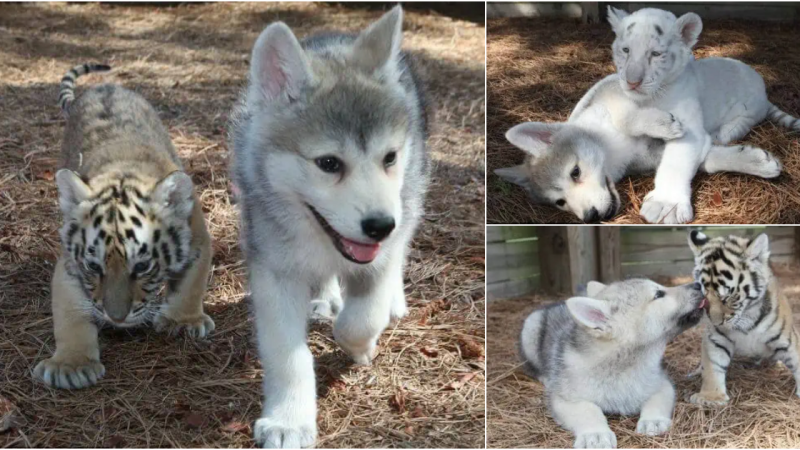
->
[487,264,800,448]
[0,3,485,448]
[487,17,800,224]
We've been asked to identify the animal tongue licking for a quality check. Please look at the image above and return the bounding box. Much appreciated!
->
[340,236,380,263]
[699,297,709,309]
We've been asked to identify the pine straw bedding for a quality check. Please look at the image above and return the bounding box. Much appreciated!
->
[487,17,800,224]
[0,3,485,448]
[487,264,800,448]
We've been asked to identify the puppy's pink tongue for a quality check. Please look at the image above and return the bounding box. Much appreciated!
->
[699,298,709,309]
[341,237,380,263]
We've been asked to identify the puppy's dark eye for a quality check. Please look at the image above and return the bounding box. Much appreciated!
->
[133,261,150,274]
[88,262,102,273]
[622,47,630,54]
[654,290,666,300]
[315,156,343,174]
[570,165,581,181]
[651,51,662,57]
[383,151,397,168]
[555,199,566,207]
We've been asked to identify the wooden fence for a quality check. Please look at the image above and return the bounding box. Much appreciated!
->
[488,226,799,300]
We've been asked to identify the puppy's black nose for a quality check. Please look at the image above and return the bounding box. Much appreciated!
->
[692,282,702,291]
[361,215,395,241]
[583,208,600,223]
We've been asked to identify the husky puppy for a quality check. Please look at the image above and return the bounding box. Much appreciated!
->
[495,75,780,223]
[230,6,429,448]
[520,279,707,448]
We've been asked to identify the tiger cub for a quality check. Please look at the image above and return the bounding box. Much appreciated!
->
[33,64,215,390]
[688,230,800,405]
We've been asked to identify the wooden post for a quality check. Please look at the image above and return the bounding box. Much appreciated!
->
[538,227,599,295]
[568,227,598,293]
[581,2,601,24]
[538,227,571,294]
[597,227,621,283]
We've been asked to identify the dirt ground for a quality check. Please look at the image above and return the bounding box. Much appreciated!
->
[487,17,800,224]
[487,264,800,448]
[0,3,485,448]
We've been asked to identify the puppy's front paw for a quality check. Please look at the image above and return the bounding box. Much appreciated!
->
[389,294,408,323]
[574,430,617,449]
[636,417,671,436]
[641,190,693,224]
[254,417,317,449]
[689,391,729,406]
[309,297,341,321]
[154,312,215,339]
[33,356,105,389]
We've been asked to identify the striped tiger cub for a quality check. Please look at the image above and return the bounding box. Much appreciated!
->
[687,230,800,405]
[33,63,215,390]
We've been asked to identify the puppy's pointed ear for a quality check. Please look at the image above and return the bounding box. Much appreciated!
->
[505,122,562,158]
[249,22,314,104]
[566,297,613,335]
[688,229,708,256]
[607,6,629,35]
[151,171,195,220]
[56,169,91,216]
[494,165,531,189]
[745,233,770,262]
[674,12,702,48]
[351,5,403,77]
[586,281,607,298]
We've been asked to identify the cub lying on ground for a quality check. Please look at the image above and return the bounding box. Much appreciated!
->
[520,279,707,448]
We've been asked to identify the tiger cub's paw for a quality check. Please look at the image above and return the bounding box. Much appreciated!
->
[33,356,105,390]
[154,311,215,339]
[689,391,729,406]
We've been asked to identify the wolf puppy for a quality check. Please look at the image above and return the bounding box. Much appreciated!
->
[520,279,707,448]
[230,6,429,448]
[33,64,214,389]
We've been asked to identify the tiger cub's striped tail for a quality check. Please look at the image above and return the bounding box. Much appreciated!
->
[767,103,800,132]
[58,63,111,116]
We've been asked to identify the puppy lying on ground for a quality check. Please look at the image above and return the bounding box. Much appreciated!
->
[519,279,707,448]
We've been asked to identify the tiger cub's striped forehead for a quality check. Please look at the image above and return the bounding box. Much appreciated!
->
[68,177,156,261]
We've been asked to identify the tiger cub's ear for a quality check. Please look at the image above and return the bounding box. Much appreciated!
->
[688,230,709,255]
[55,169,91,215]
[745,233,770,262]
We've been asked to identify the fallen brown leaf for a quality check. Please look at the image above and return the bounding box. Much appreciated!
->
[420,346,439,358]
[183,412,205,428]
[712,191,723,207]
[458,337,484,359]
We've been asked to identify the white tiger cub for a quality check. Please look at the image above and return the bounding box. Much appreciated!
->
[688,231,800,405]
[608,7,800,224]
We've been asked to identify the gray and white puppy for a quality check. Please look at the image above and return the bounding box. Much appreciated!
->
[520,279,707,448]
[230,6,430,448]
